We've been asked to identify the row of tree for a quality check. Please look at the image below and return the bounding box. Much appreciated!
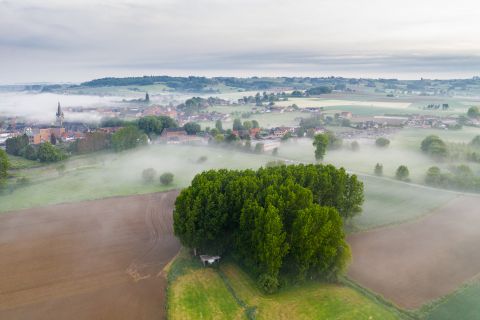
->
[425,165,480,191]
[173,164,363,293]
[6,135,65,163]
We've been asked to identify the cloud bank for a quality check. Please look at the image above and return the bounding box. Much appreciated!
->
[1,0,479,83]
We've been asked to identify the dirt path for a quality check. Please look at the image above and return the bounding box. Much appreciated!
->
[348,195,480,309]
[0,191,180,319]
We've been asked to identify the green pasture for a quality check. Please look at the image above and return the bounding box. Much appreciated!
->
[0,144,277,212]
[166,252,402,320]
[423,280,480,320]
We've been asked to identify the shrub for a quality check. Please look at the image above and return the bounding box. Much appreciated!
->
[258,273,279,294]
[160,172,174,185]
[396,165,410,181]
[375,137,390,148]
[142,168,157,183]
[421,135,448,160]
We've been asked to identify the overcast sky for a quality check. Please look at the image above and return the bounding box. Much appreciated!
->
[1,0,480,83]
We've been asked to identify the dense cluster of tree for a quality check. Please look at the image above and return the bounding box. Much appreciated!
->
[137,116,178,136]
[306,86,332,95]
[176,97,230,115]
[6,135,65,163]
[421,135,448,160]
[239,92,288,106]
[174,164,363,292]
[37,142,65,162]
[5,134,29,157]
[425,165,480,191]
[111,126,148,152]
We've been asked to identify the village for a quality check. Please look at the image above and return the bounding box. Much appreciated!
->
[1,93,477,155]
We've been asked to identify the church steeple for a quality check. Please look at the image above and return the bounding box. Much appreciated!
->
[56,102,64,127]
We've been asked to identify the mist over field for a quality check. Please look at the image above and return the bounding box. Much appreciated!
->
[0,92,122,123]
[2,0,480,319]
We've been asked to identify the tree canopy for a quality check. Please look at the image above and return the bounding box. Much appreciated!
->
[37,142,64,162]
[184,122,201,135]
[111,126,148,152]
[313,134,329,160]
[396,165,410,181]
[421,135,448,160]
[173,164,363,292]
[375,137,390,148]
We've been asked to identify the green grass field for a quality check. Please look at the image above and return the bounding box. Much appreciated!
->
[354,175,457,230]
[0,144,278,212]
[422,280,480,320]
[166,252,403,320]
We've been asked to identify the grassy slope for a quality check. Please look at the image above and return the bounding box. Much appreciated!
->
[167,252,402,320]
[169,268,244,320]
[166,251,245,320]
[221,263,401,320]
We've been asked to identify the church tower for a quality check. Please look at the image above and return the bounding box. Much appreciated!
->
[56,102,64,127]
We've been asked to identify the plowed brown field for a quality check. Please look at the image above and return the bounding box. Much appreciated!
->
[0,191,180,319]
[348,195,480,309]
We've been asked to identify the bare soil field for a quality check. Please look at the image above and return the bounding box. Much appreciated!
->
[0,191,180,320]
[348,195,480,309]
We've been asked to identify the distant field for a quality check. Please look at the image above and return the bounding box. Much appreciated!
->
[167,254,402,320]
[353,175,457,230]
[276,98,412,109]
[348,195,480,309]
[0,145,277,212]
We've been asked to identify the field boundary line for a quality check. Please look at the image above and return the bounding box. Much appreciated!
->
[217,267,257,320]
[340,276,418,320]
[415,273,480,318]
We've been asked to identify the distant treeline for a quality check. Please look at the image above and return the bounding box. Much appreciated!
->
[78,76,357,91]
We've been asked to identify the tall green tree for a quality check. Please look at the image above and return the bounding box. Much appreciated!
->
[313,134,328,160]
[253,204,288,291]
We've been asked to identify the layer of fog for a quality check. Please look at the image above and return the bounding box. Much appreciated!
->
[0,92,127,123]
